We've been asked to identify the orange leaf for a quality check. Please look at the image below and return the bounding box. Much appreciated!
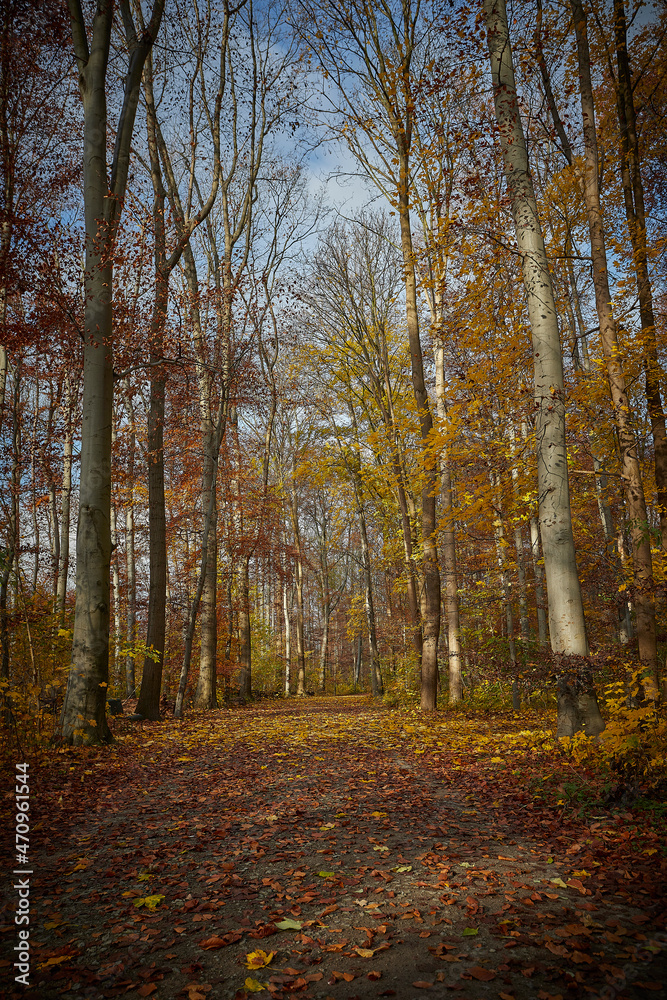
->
[412,982,433,989]
[469,966,495,981]
[137,986,157,997]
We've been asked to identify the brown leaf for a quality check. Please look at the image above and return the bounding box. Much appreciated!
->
[137,987,157,998]
[469,966,495,981]
[570,951,593,964]
[367,971,382,981]
[200,932,241,949]
[412,982,433,989]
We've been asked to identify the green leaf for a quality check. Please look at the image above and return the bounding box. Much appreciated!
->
[275,918,302,930]
[462,927,479,936]
[391,865,412,873]
[317,871,335,878]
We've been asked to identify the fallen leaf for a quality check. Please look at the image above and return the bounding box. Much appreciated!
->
[133,894,164,910]
[462,927,478,936]
[245,950,275,970]
[469,966,495,981]
[412,981,433,989]
[244,978,266,993]
[275,919,302,931]
[37,956,69,971]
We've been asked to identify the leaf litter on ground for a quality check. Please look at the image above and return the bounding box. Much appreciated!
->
[2,695,666,999]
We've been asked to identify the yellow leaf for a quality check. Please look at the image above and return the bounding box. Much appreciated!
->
[134,894,164,910]
[245,950,275,970]
[244,978,266,992]
[38,956,69,970]
[571,870,590,878]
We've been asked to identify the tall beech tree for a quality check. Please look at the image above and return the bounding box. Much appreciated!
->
[569,0,658,697]
[482,0,603,736]
[135,1,227,721]
[612,0,667,556]
[60,0,164,744]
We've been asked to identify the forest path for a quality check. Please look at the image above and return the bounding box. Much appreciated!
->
[2,696,666,999]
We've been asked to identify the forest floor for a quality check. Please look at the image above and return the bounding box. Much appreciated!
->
[1,696,666,1000]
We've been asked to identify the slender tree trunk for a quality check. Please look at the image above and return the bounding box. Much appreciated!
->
[571,0,657,698]
[238,555,251,701]
[60,0,164,744]
[174,467,219,718]
[1,363,19,684]
[529,515,548,647]
[359,506,382,696]
[484,0,587,658]
[136,187,168,720]
[318,585,329,692]
[194,444,219,710]
[125,501,136,695]
[493,477,520,710]
[110,503,121,691]
[295,554,306,696]
[613,0,667,554]
[55,380,73,627]
[435,343,462,703]
[283,576,291,695]
[396,155,441,710]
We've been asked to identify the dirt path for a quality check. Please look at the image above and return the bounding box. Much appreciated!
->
[2,697,666,999]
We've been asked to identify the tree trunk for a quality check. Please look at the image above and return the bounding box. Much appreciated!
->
[435,343,462,703]
[484,0,587,658]
[493,477,520,710]
[318,596,329,692]
[359,506,382,696]
[125,497,136,695]
[613,0,667,554]
[396,156,441,710]
[60,0,164,744]
[283,576,291,695]
[194,445,219,710]
[570,0,657,698]
[110,502,121,691]
[529,515,548,647]
[1,363,19,686]
[295,554,306,696]
[238,555,251,701]
[55,375,73,627]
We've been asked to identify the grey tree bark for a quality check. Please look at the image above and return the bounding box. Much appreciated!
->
[60,0,164,744]
[483,0,587,658]
[570,0,657,699]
